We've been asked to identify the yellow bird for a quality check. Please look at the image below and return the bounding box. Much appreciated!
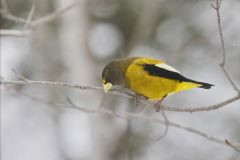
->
[102,57,214,111]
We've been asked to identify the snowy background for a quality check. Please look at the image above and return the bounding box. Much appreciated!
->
[1,0,240,160]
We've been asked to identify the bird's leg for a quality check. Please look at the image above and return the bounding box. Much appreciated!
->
[153,100,163,112]
[153,95,167,112]
[132,93,142,107]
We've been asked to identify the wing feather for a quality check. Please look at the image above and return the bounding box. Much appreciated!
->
[141,63,189,82]
[155,63,180,73]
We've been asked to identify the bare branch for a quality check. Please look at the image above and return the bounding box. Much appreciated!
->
[0,10,27,23]
[225,140,240,152]
[66,97,97,113]
[23,0,36,29]
[11,68,30,81]
[4,83,239,153]
[0,29,32,37]
[221,67,240,93]
[0,80,102,90]
[211,0,240,93]
[166,95,240,112]
[151,110,169,142]
[211,0,226,66]
[30,1,81,27]
[216,3,225,67]
[11,87,240,152]
[210,4,217,10]
[218,0,223,9]
[1,79,240,112]
[0,1,82,37]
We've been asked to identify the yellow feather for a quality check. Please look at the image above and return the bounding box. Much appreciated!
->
[124,57,200,100]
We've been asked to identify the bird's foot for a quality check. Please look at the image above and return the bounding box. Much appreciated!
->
[132,93,142,107]
[153,95,167,112]
[153,101,162,112]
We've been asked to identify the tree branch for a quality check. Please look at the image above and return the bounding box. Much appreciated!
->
[23,0,36,29]
[0,29,32,37]
[0,10,28,24]
[68,99,240,152]
[30,1,81,27]
[0,0,81,37]
[225,140,240,152]
[1,79,239,112]
[7,88,240,152]
[210,0,240,93]
[0,79,102,90]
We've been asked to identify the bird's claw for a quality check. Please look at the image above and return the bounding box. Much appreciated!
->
[153,103,161,112]
[132,93,141,106]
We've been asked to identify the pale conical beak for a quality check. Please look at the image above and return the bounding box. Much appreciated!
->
[103,83,112,93]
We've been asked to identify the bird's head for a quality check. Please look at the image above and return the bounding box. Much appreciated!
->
[102,62,124,93]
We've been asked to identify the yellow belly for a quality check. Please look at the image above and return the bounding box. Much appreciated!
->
[124,60,200,100]
[125,70,177,100]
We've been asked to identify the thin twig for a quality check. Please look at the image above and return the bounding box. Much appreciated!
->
[0,10,28,24]
[23,0,36,29]
[30,1,81,27]
[151,110,169,142]
[221,67,240,94]
[62,96,240,152]
[5,85,240,152]
[1,79,240,112]
[66,97,95,113]
[0,1,81,37]
[0,29,31,37]
[165,95,240,112]
[210,0,240,93]
[0,80,102,90]
[225,140,240,152]
[11,68,30,81]
[217,5,225,67]
[210,0,225,66]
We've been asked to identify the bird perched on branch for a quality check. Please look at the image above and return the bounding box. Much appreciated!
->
[102,57,214,111]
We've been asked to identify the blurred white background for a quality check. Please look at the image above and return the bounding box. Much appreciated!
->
[1,0,240,160]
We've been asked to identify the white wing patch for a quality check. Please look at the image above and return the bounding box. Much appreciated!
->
[155,63,180,73]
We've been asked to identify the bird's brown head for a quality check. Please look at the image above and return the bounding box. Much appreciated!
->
[102,61,125,93]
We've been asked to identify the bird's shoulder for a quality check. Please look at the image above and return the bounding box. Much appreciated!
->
[124,57,180,73]
[129,57,164,65]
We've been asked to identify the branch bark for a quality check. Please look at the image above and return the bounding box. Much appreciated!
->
[0,0,82,37]
[211,0,240,93]
[1,79,239,112]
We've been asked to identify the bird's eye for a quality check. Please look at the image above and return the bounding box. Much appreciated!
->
[106,79,111,84]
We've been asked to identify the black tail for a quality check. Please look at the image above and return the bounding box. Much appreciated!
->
[140,63,214,89]
[198,82,214,89]
[185,78,214,89]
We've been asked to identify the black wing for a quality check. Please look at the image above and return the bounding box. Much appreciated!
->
[141,64,188,82]
[141,64,214,89]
